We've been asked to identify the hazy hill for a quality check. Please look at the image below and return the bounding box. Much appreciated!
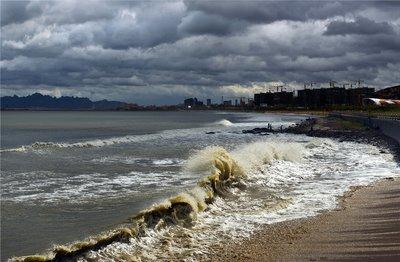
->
[1,93,126,110]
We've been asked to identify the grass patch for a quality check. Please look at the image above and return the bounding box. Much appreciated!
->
[327,118,366,131]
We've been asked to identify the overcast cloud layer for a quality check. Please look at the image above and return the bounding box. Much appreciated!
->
[1,0,399,104]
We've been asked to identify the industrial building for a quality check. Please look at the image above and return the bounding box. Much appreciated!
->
[254,85,376,108]
[297,87,375,108]
[254,91,293,107]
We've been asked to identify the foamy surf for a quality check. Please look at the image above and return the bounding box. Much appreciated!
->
[0,135,157,152]
[1,171,195,204]
[9,138,399,262]
[11,141,302,261]
[0,124,243,153]
[90,156,184,166]
[214,119,234,126]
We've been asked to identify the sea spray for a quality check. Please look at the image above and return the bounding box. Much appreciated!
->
[11,142,304,262]
[232,142,303,173]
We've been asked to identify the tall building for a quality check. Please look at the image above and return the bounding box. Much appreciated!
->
[184,97,203,108]
[297,87,375,108]
[254,85,376,108]
[206,99,211,106]
[223,100,232,106]
[347,87,375,106]
[254,92,293,107]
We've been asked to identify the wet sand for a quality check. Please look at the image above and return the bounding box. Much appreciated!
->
[209,177,400,261]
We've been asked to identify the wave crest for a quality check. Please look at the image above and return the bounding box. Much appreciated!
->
[12,142,303,261]
[215,119,234,126]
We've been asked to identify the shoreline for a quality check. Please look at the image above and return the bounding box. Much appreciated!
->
[208,116,400,261]
[208,177,400,261]
[245,115,400,162]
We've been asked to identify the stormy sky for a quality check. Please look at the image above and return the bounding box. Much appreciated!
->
[1,1,399,105]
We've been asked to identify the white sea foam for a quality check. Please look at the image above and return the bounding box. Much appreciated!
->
[0,125,233,153]
[214,119,234,126]
[152,158,184,166]
[0,129,199,153]
[81,137,399,261]
[90,156,184,166]
[1,171,196,204]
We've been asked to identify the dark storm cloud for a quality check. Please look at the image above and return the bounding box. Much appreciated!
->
[0,1,39,26]
[184,1,380,24]
[1,0,400,104]
[178,11,248,36]
[324,17,394,35]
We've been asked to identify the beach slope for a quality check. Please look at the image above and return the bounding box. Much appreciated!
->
[210,175,400,261]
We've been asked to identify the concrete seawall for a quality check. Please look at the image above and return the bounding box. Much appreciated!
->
[335,114,400,144]
[369,118,400,143]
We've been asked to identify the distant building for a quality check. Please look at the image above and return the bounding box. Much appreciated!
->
[297,87,347,107]
[184,98,195,108]
[254,85,376,108]
[297,87,374,108]
[254,91,293,107]
[223,100,232,106]
[254,92,273,107]
[273,91,294,105]
[247,98,254,107]
[184,97,203,108]
[347,87,375,106]
[206,99,211,106]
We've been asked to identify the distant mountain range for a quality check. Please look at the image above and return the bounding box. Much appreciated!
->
[1,93,127,110]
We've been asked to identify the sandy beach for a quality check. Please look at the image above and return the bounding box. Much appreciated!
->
[209,177,400,261]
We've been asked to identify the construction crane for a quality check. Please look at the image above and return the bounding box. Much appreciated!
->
[275,85,284,92]
[352,79,364,88]
[342,82,351,88]
[303,82,316,89]
[329,80,338,88]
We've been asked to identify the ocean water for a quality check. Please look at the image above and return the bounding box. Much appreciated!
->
[0,111,398,261]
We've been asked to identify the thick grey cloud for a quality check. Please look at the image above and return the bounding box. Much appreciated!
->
[1,0,400,105]
[324,17,394,35]
[185,1,349,23]
[0,1,39,26]
[178,11,248,36]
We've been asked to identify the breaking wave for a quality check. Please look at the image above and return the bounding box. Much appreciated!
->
[12,141,302,261]
[0,123,246,153]
[0,129,198,153]
[90,156,184,166]
[214,119,234,126]
[0,136,150,152]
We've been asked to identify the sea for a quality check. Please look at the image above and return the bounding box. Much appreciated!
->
[0,111,398,261]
